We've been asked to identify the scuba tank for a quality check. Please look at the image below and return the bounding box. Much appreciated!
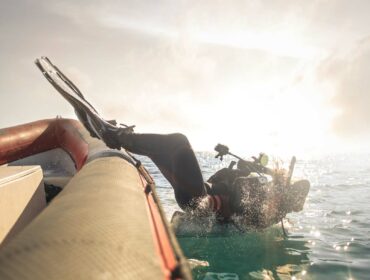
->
[213,144,300,229]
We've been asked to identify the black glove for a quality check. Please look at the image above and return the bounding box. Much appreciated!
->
[214,144,229,160]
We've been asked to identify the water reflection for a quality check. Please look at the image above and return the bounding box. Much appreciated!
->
[177,227,310,280]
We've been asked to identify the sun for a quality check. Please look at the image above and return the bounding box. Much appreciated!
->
[188,79,335,158]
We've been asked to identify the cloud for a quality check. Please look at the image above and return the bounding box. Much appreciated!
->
[2,0,370,152]
[319,37,370,138]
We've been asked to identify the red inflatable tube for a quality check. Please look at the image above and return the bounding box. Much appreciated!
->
[0,118,88,170]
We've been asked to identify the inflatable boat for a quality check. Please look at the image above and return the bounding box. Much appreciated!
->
[0,118,191,279]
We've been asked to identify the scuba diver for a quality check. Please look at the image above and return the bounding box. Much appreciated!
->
[99,128,310,227]
[35,56,310,228]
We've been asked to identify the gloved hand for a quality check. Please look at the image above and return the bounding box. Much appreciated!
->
[214,144,229,160]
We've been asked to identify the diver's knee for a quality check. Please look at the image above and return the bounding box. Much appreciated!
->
[170,133,190,146]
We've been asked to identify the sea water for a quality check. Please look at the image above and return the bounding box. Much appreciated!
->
[141,152,370,280]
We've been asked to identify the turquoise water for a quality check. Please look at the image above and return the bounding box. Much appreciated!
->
[142,153,370,280]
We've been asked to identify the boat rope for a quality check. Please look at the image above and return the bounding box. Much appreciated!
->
[124,150,191,279]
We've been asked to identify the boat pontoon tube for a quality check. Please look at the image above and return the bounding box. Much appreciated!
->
[0,119,191,279]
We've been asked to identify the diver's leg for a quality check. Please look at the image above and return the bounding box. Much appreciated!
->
[119,133,207,208]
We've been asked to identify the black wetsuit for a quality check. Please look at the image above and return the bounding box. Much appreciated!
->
[120,133,207,210]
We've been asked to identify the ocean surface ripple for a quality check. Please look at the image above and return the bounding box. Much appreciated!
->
[140,153,370,280]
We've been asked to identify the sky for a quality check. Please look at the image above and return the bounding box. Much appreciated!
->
[1,0,370,157]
